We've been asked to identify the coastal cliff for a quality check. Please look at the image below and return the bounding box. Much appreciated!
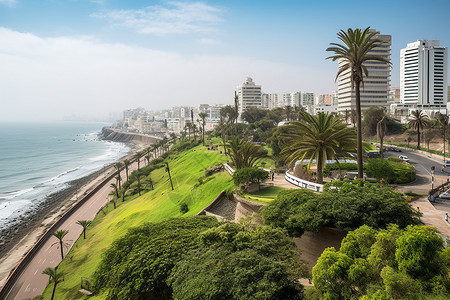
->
[101,127,161,144]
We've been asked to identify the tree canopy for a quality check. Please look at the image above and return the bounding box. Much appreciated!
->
[311,225,450,299]
[93,216,305,300]
[261,181,420,237]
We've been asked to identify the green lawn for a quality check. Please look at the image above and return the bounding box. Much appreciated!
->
[242,186,287,204]
[42,142,234,299]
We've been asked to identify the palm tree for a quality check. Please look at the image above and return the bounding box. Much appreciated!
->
[282,112,356,183]
[123,159,131,182]
[108,191,117,209]
[198,112,208,146]
[52,229,68,260]
[227,136,267,169]
[145,154,152,165]
[327,27,390,179]
[234,91,239,124]
[121,182,130,202]
[42,267,64,300]
[134,152,142,170]
[110,183,119,198]
[190,109,196,141]
[377,115,387,158]
[408,110,430,149]
[114,162,123,189]
[76,220,91,239]
[435,112,448,161]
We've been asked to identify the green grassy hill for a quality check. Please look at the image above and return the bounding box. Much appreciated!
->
[42,140,234,299]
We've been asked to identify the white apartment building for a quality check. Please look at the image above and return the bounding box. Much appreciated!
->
[261,93,278,109]
[282,93,292,107]
[236,77,262,118]
[337,29,391,111]
[302,92,315,107]
[291,92,301,107]
[400,40,448,109]
[314,104,338,115]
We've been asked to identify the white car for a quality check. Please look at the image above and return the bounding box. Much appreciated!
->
[399,155,410,162]
[439,191,450,199]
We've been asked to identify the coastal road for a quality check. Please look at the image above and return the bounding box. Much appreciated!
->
[3,161,139,300]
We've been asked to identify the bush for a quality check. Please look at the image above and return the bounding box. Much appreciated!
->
[180,203,189,214]
[232,167,268,186]
[324,162,359,177]
[366,159,415,184]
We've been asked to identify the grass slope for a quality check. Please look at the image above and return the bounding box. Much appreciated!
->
[42,142,234,299]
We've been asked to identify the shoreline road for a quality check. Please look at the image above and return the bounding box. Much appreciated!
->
[2,161,139,300]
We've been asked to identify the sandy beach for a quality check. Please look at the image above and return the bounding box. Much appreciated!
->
[0,140,146,288]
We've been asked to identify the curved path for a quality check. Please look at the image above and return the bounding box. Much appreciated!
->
[1,160,139,300]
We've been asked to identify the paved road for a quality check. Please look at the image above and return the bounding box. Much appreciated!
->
[3,161,139,300]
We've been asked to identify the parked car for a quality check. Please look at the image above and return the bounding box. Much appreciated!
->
[390,147,402,152]
[399,155,410,162]
[443,160,450,167]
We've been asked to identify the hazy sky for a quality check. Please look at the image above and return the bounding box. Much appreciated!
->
[1,0,449,121]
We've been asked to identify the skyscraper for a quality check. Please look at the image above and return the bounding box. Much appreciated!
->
[236,77,262,117]
[400,40,448,109]
[337,29,391,111]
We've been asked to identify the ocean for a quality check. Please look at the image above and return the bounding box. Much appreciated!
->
[0,122,130,229]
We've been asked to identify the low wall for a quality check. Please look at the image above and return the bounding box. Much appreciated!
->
[285,171,324,192]
[223,163,235,175]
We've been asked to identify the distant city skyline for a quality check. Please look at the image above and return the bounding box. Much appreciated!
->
[1,0,449,121]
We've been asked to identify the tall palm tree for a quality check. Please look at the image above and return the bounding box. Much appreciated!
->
[190,109,196,141]
[42,267,64,300]
[134,152,142,170]
[327,27,390,179]
[198,112,208,146]
[234,91,239,125]
[76,220,91,239]
[123,159,130,182]
[114,162,123,189]
[408,110,430,149]
[227,136,267,169]
[282,112,356,183]
[52,229,69,260]
[145,154,152,165]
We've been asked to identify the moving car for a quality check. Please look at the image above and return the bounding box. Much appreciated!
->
[390,147,402,152]
[399,155,410,162]
[439,190,450,199]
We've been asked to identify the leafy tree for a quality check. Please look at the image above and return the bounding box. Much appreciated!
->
[362,106,386,137]
[241,107,268,124]
[262,182,420,236]
[327,27,391,179]
[168,222,305,300]
[282,112,356,183]
[52,229,68,260]
[227,136,267,169]
[93,217,220,299]
[408,110,430,150]
[42,267,64,300]
[311,225,450,299]
[232,167,268,187]
[365,159,395,182]
[76,220,91,239]
[266,107,285,124]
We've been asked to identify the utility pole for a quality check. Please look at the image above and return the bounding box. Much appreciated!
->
[165,162,174,190]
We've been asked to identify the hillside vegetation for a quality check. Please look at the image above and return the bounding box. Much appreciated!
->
[42,141,234,299]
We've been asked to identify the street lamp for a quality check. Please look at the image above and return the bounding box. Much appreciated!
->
[431,166,435,191]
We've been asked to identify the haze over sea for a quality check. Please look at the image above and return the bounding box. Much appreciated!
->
[0,122,129,228]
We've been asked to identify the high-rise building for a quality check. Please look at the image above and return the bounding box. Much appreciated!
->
[236,77,262,117]
[282,93,292,107]
[261,93,279,109]
[291,92,301,107]
[400,40,448,108]
[337,29,391,111]
[302,92,315,107]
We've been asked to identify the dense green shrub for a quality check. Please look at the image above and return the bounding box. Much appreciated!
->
[262,182,420,236]
[232,167,268,186]
[311,225,450,299]
[323,162,359,177]
[93,217,305,300]
[366,159,415,184]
